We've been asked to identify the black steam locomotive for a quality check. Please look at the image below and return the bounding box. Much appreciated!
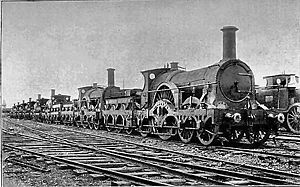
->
[10,26,284,146]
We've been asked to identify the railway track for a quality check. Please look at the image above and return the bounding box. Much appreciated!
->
[275,133,300,143]
[3,118,300,185]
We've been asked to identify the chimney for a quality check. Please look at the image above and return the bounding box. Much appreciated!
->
[107,68,115,87]
[221,26,239,60]
[37,94,41,100]
[92,82,97,88]
[51,89,55,97]
[170,62,179,71]
[22,100,25,104]
[17,102,20,105]
[29,98,32,102]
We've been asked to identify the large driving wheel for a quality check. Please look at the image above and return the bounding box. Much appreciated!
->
[286,103,300,134]
[196,118,218,146]
[178,117,196,143]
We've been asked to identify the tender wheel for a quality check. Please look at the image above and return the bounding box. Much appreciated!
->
[178,117,195,143]
[287,103,300,134]
[157,115,178,141]
[245,125,270,147]
[196,118,218,146]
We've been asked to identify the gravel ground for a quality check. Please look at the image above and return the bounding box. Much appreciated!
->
[3,118,300,186]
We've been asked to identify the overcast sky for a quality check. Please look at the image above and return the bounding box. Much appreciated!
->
[2,0,300,106]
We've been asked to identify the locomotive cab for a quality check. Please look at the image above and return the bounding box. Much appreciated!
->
[256,74,300,134]
[256,74,299,109]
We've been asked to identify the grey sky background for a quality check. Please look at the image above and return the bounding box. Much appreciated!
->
[2,0,300,107]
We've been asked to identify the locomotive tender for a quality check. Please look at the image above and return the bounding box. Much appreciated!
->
[10,26,284,146]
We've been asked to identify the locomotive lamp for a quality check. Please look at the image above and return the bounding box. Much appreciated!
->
[277,113,285,124]
[233,113,242,123]
[225,112,242,123]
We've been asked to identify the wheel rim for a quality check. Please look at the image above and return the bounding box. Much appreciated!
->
[82,122,88,128]
[140,118,152,137]
[158,116,177,141]
[196,118,218,146]
[287,104,300,134]
[94,119,100,130]
[114,128,122,133]
[125,128,134,135]
[88,121,94,129]
[106,115,114,132]
[178,118,195,143]
[88,117,94,129]
[115,115,125,133]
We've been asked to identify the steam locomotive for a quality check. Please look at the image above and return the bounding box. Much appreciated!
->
[256,73,300,134]
[10,26,285,146]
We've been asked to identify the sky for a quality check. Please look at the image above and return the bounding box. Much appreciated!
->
[2,0,300,107]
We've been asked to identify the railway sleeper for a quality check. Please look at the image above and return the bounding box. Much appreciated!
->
[89,173,108,180]
[73,169,89,175]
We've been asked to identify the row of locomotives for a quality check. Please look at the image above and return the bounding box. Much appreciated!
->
[256,73,300,134]
[137,26,284,146]
[45,89,72,124]
[102,68,142,134]
[33,94,49,122]
[24,98,36,120]
[74,82,105,129]
[10,103,19,118]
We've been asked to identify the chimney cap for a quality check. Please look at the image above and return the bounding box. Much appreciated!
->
[107,68,115,71]
[221,26,239,32]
